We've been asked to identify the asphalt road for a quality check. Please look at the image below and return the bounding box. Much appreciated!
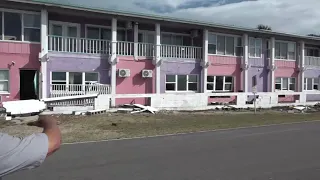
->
[5,121,320,180]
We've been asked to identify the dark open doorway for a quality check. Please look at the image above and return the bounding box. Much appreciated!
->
[20,70,39,100]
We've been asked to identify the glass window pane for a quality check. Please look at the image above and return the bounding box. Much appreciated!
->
[4,12,22,41]
[276,77,281,83]
[0,13,2,40]
[208,44,216,54]
[87,27,100,39]
[207,76,214,82]
[173,35,183,45]
[280,42,287,59]
[0,81,9,92]
[314,84,319,90]
[307,78,313,90]
[236,37,242,47]
[166,75,176,82]
[314,78,319,84]
[290,78,296,84]
[166,83,175,91]
[207,83,214,90]
[217,36,225,55]
[226,36,234,55]
[67,26,78,37]
[275,42,280,58]
[69,72,82,84]
[23,14,40,28]
[177,75,187,91]
[161,34,171,45]
[275,84,281,90]
[215,76,223,90]
[0,70,9,80]
[188,75,197,83]
[249,38,255,48]
[288,43,295,52]
[52,72,66,81]
[282,78,288,90]
[225,76,233,83]
[188,83,197,91]
[289,84,295,91]
[249,47,255,57]
[51,24,63,36]
[208,34,216,44]
[224,84,232,91]
[24,28,40,42]
[256,39,262,48]
[85,73,98,82]
[101,28,111,40]
[117,29,126,41]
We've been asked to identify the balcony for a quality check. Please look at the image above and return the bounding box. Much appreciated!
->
[305,56,320,66]
[50,84,111,98]
[48,35,202,59]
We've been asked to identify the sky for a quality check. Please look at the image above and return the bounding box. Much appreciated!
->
[49,0,320,35]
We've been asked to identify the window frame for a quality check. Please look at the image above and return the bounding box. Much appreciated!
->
[0,8,41,43]
[161,32,190,46]
[304,77,319,91]
[275,77,296,91]
[49,21,81,38]
[206,75,234,92]
[165,74,199,92]
[0,69,10,93]
[84,24,128,41]
[51,71,100,87]
[249,37,262,58]
[208,32,242,57]
[275,40,296,61]
[305,47,320,57]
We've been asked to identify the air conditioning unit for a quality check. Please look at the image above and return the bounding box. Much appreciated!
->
[142,70,153,78]
[118,69,130,77]
[191,30,199,38]
[126,21,133,29]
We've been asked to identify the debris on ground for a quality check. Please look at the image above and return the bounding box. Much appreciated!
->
[117,104,158,114]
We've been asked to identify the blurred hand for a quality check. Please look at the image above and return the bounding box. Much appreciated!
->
[27,115,58,127]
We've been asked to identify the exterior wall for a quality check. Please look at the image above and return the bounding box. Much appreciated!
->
[304,68,320,101]
[47,53,110,96]
[207,55,241,103]
[0,42,41,102]
[116,57,155,105]
[160,60,202,93]
[275,60,299,102]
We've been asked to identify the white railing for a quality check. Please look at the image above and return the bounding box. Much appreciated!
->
[48,35,111,54]
[138,43,154,57]
[117,41,134,56]
[161,45,202,59]
[305,56,320,66]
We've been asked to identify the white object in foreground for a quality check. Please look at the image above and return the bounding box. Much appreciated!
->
[3,100,46,116]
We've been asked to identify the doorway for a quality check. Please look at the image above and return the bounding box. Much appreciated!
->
[20,70,39,100]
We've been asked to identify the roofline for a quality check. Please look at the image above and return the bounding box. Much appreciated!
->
[6,0,320,42]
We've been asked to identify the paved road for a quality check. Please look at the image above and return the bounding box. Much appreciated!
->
[5,121,320,180]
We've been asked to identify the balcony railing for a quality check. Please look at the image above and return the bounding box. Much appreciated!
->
[48,35,111,54]
[138,43,155,57]
[50,84,111,98]
[305,56,320,66]
[161,45,202,59]
[117,41,134,56]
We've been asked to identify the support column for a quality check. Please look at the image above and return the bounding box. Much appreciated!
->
[270,37,276,92]
[40,9,48,99]
[155,23,161,94]
[110,18,117,106]
[133,22,138,60]
[201,29,209,93]
[299,41,305,91]
[243,34,249,92]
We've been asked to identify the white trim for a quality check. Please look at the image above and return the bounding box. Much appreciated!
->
[275,77,296,91]
[165,74,199,92]
[208,33,242,57]
[84,24,110,40]
[206,75,234,92]
[51,71,99,85]
[0,8,40,15]
[49,21,81,37]
[0,69,10,93]
[248,37,262,58]
[161,31,189,36]
[155,23,161,94]
[209,31,242,38]
[304,77,319,91]
[274,40,296,61]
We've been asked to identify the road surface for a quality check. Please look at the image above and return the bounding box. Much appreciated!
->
[5,121,320,180]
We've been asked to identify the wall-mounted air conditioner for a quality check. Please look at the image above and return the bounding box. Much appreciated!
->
[118,69,130,77]
[142,70,153,78]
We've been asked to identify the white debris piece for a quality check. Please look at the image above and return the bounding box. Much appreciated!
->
[293,106,307,111]
[117,104,158,114]
[3,100,46,116]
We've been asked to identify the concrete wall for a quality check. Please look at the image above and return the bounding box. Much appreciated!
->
[0,42,41,102]
[116,56,155,105]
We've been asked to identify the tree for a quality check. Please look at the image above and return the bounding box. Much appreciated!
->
[257,24,272,31]
[307,34,320,37]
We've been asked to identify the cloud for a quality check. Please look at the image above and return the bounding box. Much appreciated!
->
[39,0,320,35]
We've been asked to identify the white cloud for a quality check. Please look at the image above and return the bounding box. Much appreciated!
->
[63,0,320,35]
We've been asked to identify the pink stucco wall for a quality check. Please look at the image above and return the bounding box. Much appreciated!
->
[116,56,155,106]
[207,55,242,104]
[275,60,299,102]
[0,42,41,103]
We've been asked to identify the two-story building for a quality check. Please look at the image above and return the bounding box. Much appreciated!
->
[2,0,320,107]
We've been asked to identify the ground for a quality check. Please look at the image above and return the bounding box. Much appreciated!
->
[5,121,320,180]
[1,110,320,143]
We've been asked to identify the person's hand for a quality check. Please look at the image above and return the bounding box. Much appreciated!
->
[27,115,59,127]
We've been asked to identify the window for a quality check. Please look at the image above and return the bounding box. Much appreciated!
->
[304,78,319,90]
[249,37,262,57]
[208,33,242,56]
[275,77,296,91]
[161,33,190,46]
[165,75,198,92]
[275,41,296,60]
[0,70,9,92]
[0,11,40,42]
[51,72,99,86]
[306,48,320,57]
[207,76,234,92]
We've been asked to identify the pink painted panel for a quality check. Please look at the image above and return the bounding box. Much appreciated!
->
[0,42,41,103]
[278,95,299,103]
[116,56,155,106]
[207,55,242,103]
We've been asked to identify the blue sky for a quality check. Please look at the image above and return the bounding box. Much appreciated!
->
[57,0,320,35]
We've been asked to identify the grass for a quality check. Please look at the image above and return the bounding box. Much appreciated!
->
[1,111,320,143]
